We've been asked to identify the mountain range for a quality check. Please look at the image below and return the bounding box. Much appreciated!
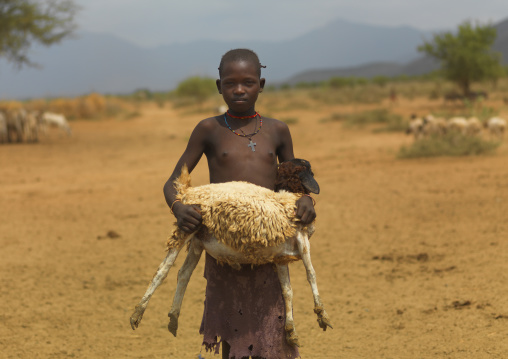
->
[0,17,507,99]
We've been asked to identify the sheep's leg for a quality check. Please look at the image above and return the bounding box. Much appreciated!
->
[167,239,204,336]
[296,231,333,331]
[130,244,185,330]
[276,264,300,347]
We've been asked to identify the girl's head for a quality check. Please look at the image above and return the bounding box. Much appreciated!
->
[218,49,265,79]
[216,49,266,114]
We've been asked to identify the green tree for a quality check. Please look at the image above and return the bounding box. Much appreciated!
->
[418,21,504,96]
[175,76,217,102]
[371,75,389,87]
[0,0,79,69]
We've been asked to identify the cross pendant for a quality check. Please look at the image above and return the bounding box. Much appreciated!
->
[247,139,256,152]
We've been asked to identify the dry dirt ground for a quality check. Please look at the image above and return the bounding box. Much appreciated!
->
[1,99,508,359]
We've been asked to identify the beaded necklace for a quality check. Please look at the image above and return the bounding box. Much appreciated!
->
[223,112,263,152]
[226,110,259,119]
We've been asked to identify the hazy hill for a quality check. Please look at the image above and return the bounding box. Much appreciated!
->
[285,17,508,85]
[0,18,433,99]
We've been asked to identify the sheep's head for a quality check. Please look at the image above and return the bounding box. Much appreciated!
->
[275,158,320,194]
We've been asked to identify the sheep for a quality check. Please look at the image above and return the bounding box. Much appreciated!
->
[422,115,447,137]
[41,112,72,135]
[406,114,424,140]
[485,117,506,139]
[446,117,469,135]
[23,111,39,143]
[130,159,332,347]
[6,108,26,143]
[465,117,482,136]
[0,111,7,143]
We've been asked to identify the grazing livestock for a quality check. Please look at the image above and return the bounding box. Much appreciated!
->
[6,108,26,143]
[485,117,506,139]
[0,111,7,143]
[406,114,424,140]
[41,112,72,135]
[465,117,482,136]
[23,111,39,143]
[422,115,447,137]
[447,117,469,135]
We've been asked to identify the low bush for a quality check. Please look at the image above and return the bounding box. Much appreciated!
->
[398,133,501,158]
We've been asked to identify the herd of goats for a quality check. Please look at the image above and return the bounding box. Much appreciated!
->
[406,114,506,141]
[1,106,506,145]
[0,108,71,144]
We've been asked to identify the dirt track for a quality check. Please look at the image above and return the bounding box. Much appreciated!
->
[1,102,508,358]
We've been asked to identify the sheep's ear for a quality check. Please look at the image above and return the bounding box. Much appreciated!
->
[299,171,320,194]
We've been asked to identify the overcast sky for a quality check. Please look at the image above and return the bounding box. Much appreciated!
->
[75,0,508,48]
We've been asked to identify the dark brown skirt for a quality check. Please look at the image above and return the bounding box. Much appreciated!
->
[200,253,300,359]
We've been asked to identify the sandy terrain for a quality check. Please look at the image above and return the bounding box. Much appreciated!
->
[1,100,507,358]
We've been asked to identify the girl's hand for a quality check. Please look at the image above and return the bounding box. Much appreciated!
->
[295,195,316,224]
[172,202,202,233]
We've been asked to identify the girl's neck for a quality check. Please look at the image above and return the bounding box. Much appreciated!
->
[226,108,257,118]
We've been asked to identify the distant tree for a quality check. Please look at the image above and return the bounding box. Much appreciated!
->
[175,76,217,103]
[371,75,389,87]
[0,0,79,69]
[328,77,350,89]
[418,21,504,96]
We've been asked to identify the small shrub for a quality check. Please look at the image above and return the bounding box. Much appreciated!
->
[398,133,501,158]
[373,115,407,133]
[343,108,398,127]
[319,112,347,123]
[175,76,217,103]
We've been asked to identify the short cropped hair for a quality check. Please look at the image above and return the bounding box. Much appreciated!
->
[218,48,266,78]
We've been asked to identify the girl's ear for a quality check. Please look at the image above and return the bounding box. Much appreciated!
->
[259,78,266,93]
[216,79,222,94]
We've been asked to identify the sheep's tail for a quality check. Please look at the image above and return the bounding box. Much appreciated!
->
[174,164,192,194]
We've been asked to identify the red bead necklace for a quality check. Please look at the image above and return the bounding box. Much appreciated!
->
[226,110,259,119]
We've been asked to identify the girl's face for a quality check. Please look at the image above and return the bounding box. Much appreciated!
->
[216,60,265,115]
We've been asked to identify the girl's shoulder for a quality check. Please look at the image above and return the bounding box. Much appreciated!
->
[195,116,223,131]
[261,116,289,131]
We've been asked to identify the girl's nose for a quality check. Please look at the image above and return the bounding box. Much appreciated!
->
[233,84,245,94]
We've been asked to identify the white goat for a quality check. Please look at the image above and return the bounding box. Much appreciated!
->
[485,117,506,139]
[465,117,482,136]
[5,108,26,143]
[0,111,7,143]
[41,112,72,135]
[447,117,469,135]
[23,111,39,143]
[422,115,447,137]
[130,159,332,347]
[406,115,424,140]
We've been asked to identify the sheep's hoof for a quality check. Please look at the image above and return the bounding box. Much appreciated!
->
[130,305,145,330]
[168,312,179,336]
[314,306,333,331]
[285,323,300,347]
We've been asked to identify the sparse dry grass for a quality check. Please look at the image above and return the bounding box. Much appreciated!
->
[398,133,501,158]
